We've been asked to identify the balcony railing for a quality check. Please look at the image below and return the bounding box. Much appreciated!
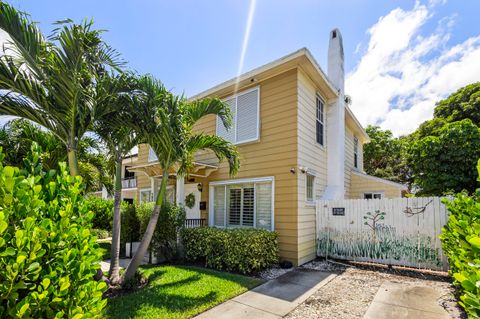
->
[122,177,137,189]
[185,218,207,229]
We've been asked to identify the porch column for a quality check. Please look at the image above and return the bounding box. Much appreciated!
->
[150,177,155,202]
[176,174,185,206]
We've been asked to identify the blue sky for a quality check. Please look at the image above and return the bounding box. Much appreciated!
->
[7,0,480,135]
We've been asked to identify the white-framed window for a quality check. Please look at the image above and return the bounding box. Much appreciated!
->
[209,177,274,230]
[364,192,383,199]
[316,94,325,146]
[139,188,153,204]
[306,173,315,203]
[353,137,359,169]
[216,87,260,145]
[148,147,158,162]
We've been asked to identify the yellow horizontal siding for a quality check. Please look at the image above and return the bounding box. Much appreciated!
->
[193,69,299,264]
[350,173,404,199]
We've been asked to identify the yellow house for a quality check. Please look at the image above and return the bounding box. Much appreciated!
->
[118,29,406,266]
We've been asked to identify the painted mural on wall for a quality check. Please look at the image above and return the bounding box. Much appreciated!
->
[316,197,449,270]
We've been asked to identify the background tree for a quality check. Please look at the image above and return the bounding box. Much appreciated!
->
[407,119,480,195]
[123,75,240,281]
[434,82,480,124]
[0,2,122,176]
[363,125,410,185]
[405,82,480,195]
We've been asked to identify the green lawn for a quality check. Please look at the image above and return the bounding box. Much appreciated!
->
[105,265,262,319]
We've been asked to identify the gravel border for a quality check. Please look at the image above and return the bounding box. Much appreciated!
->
[284,259,465,319]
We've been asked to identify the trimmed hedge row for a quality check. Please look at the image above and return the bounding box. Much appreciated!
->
[440,161,480,317]
[182,227,279,274]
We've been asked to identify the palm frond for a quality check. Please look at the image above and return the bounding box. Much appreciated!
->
[185,133,239,176]
[185,97,233,130]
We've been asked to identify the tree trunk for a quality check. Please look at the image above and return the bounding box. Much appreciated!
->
[67,148,80,176]
[123,168,169,281]
[109,152,123,284]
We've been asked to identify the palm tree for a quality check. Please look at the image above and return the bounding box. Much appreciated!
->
[123,75,240,280]
[94,73,140,284]
[0,2,123,176]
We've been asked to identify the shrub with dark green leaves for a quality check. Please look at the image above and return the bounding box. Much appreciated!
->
[440,160,480,318]
[135,202,186,261]
[0,144,107,318]
[120,203,140,257]
[151,202,186,261]
[182,227,279,274]
[86,196,114,231]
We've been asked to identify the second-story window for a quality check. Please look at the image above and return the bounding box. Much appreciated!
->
[316,95,325,146]
[354,137,359,168]
[216,87,260,144]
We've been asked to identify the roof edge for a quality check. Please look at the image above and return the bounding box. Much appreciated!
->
[189,47,338,100]
[352,170,407,189]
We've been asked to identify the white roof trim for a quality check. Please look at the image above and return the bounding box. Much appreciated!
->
[352,170,407,189]
[346,106,370,142]
[189,48,338,101]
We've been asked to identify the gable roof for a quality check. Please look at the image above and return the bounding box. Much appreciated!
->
[189,47,369,142]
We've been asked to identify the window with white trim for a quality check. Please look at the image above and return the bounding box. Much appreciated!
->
[216,88,259,144]
[211,179,273,230]
[140,189,152,203]
[353,137,359,168]
[306,173,315,202]
[316,95,325,146]
[364,192,382,199]
[148,147,158,162]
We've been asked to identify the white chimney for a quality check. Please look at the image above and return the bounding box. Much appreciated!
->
[323,28,346,200]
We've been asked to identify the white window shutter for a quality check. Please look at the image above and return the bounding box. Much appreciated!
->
[236,89,259,142]
[255,182,272,230]
[213,186,225,227]
[216,98,236,142]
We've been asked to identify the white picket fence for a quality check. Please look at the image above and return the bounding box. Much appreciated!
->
[316,197,449,271]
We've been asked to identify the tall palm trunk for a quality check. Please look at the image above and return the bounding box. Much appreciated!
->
[109,151,123,284]
[67,148,79,176]
[123,168,169,281]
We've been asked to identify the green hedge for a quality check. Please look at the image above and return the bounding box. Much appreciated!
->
[86,196,114,231]
[440,161,480,318]
[182,227,279,274]
[0,144,106,318]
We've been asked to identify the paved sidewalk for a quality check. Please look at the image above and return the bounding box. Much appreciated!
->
[363,282,450,319]
[194,268,336,319]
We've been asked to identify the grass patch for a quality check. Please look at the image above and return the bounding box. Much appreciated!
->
[105,265,262,319]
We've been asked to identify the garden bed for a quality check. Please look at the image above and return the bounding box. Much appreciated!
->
[105,264,262,319]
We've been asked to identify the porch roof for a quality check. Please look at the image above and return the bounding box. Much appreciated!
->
[127,161,218,178]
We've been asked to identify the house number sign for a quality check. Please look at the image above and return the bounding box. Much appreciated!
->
[332,207,345,216]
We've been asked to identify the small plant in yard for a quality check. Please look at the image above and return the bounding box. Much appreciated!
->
[0,144,107,318]
[182,227,279,274]
[440,159,480,318]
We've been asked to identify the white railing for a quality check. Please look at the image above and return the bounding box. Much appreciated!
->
[316,197,449,271]
[122,177,137,189]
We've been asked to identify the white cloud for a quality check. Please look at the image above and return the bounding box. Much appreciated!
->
[346,1,480,136]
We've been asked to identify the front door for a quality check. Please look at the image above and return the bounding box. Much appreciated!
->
[184,184,201,219]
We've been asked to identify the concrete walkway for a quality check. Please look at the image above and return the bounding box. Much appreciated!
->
[194,268,336,319]
[100,258,147,273]
[363,282,450,319]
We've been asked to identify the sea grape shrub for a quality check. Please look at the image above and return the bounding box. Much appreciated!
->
[0,144,106,318]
